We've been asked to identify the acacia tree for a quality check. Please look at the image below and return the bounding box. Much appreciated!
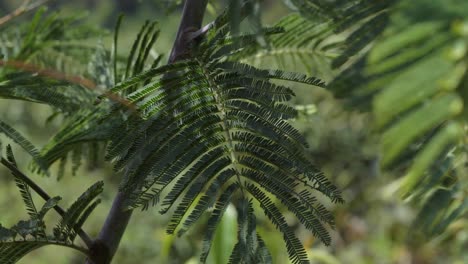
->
[0,0,466,263]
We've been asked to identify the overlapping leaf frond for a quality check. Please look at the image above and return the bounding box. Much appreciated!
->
[37,107,121,175]
[239,0,398,80]
[0,7,101,72]
[5,145,41,227]
[0,9,115,177]
[0,236,84,264]
[0,7,104,177]
[0,147,102,264]
[288,0,398,65]
[228,199,272,264]
[53,181,103,242]
[227,0,264,44]
[0,8,101,113]
[100,11,342,263]
[36,17,163,176]
[236,14,342,80]
[328,0,468,237]
[0,121,48,173]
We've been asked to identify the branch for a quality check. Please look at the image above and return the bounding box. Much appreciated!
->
[0,0,53,26]
[86,192,132,264]
[0,157,94,249]
[0,59,138,113]
[168,0,209,63]
[85,1,210,263]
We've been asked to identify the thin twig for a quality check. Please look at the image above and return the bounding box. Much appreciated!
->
[0,157,94,249]
[0,59,138,113]
[0,0,53,26]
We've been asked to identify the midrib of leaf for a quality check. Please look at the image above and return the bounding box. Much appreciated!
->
[1,239,89,255]
[47,41,100,49]
[240,47,340,63]
[196,58,244,192]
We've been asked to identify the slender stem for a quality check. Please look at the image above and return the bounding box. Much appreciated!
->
[0,59,137,113]
[0,157,93,248]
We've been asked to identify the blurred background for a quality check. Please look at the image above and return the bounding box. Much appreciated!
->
[0,0,466,263]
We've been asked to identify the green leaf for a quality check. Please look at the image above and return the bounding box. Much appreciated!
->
[246,183,308,264]
[381,93,462,167]
[6,145,40,229]
[0,237,87,264]
[0,121,48,174]
[328,2,468,238]
[200,183,239,263]
[38,197,62,220]
[399,122,462,196]
[228,199,272,264]
[54,181,103,242]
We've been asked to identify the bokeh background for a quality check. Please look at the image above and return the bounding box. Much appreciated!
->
[0,1,466,263]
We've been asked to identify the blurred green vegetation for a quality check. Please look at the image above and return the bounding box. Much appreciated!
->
[0,1,466,264]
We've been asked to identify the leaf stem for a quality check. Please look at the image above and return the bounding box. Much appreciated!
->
[0,157,94,249]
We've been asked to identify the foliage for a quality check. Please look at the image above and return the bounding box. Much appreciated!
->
[0,0,466,263]
[0,146,102,264]
[30,5,342,263]
[329,0,468,237]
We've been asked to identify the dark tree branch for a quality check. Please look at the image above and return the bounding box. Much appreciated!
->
[0,157,94,249]
[168,0,209,63]
[86,191,132,264]
[86,1,209,263]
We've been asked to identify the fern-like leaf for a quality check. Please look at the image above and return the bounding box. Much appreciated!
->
[0,233,87,264]
[69,199,101,242]
[238,0,397,80]
[200,183,239,263]
[35,18,162,176]
[54,181,103,242]
[100,12,342,264]
[228,199,272,264]
[37,196,62,220]
[328,0,468,237]
[0,121,48,174]
[236,14,341,80]
[246,183,308,264]
[6,146,41,231]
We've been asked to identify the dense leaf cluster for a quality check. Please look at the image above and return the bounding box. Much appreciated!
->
[0,0,466,263]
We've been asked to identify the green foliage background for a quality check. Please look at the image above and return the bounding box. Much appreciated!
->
[0,0,466,263]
